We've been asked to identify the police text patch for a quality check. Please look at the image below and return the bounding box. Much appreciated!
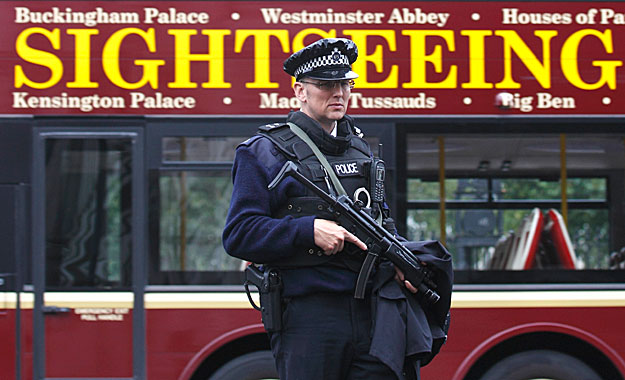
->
[333,161,360,177]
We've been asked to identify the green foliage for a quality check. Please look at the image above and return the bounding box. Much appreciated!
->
[159,171,242,272]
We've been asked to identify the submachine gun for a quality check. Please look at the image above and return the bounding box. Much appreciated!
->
[268,161,440,304]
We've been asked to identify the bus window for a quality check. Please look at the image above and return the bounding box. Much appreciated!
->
[157,171,237,270]
[149,136,243,285]
[404,134,623,278]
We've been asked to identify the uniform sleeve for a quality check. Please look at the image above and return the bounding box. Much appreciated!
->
[222,140,316,263]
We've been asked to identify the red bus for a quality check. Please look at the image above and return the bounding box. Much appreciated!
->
[1,1,625,379]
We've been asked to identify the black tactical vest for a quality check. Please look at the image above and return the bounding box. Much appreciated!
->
[259,122,379,271]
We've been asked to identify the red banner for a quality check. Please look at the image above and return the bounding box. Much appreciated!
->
[2,1,625,115]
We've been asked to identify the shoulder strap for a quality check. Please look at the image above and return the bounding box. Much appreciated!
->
[287,122,347,197]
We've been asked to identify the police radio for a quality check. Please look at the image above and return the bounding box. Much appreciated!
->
[370,144,385,203]
[370,158,385,203]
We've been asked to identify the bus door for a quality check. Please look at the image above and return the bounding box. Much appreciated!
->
[32,130,146,380]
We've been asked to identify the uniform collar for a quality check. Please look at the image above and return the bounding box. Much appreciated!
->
[287,111,352,155]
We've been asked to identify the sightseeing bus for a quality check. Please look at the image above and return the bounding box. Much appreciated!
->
[1,1,625,379]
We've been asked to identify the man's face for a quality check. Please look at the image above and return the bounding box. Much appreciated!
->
[294,79,354,128]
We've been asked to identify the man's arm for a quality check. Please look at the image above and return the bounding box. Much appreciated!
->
[222,141,316,263]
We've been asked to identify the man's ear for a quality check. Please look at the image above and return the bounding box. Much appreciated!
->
[293,83,307,103]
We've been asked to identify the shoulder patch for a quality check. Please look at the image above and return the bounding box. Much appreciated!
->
[258,122,288,132]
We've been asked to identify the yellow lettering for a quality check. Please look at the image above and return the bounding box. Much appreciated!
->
[14,28,63,89]
[235,30,290,89]
[291,29,336,54]
[168,29,231,89]
[561,29,622,90]
[67,29,99,88]
[343,30,398,88]
[288,29,337,86]
[495,30,557,89]
[102,28,164,90]
[461,30,493,89]
[402,30,457,89]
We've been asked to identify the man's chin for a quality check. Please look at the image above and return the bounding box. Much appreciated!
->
[327,110,347,120]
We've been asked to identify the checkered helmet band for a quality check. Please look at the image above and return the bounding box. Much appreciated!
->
[293,48,350,78]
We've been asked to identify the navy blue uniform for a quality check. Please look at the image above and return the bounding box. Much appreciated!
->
[223,111,401,379]
[224,37,452,380]
[223,112,452,380]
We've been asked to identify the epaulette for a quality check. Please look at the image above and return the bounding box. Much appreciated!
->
[347,121,370,155]
[351,125,364,138]
[257,123,297,160]
[258,122,288,132]
[342,114,364,138]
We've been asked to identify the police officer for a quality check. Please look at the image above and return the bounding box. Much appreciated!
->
[223,38,422,379]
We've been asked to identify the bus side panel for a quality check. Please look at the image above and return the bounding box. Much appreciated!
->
[146,307,264,379]
[422,305,625,380]
[0,297,35,378]
[0,305,17,379]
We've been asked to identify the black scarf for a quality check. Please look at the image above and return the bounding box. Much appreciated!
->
[286,111,355,155]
